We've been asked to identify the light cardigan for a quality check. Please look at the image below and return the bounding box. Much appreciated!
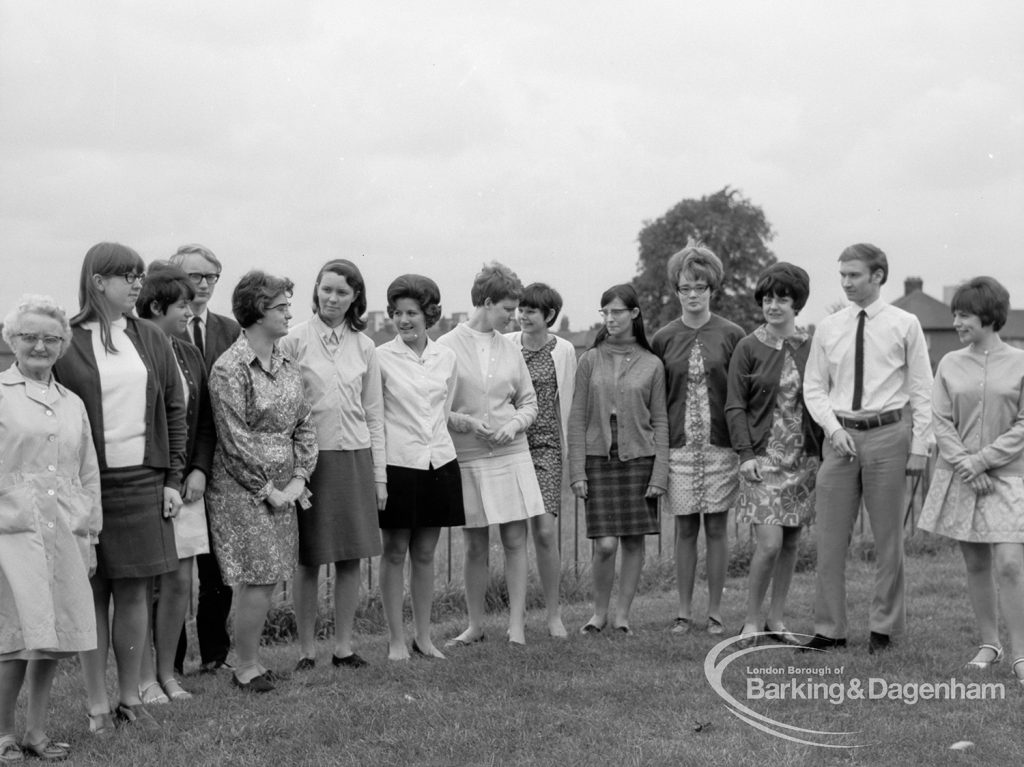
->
[437,322,538,462]
[506,331,577,457]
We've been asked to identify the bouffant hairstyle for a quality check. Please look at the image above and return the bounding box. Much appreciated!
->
[71,242,146,353]
[593,283,652,353]
[838,243,888,285]
[136,263,195,319]
[386,274,443,329]
[753,262,810,313]
[950,276,1010,332]
[469,261,523,308]
[2,294,72,357]
[232,270,294,328]
[667,239,724,292]
[519,283,564,328]
[312,259,367,332]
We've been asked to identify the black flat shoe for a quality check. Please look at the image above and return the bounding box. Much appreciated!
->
[231,673,275,693]
[797,634,847,653]
[868,632,891,654]
[294,657,316,672]
[332,653,369,669]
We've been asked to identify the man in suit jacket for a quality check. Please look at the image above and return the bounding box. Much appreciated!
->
[169,243,241,673]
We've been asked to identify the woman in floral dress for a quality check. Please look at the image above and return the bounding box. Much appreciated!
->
[206,271,317,693]
[726,263,822,645]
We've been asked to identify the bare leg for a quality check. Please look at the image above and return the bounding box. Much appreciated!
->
[741,524,783,634]
[499,520,529,644]
[80,574,112,716]
[380,528,412,660]
[139,579,160,696]
[674,515,700,619]
[960,542,999,650]
[993,543,1024,665]
[613,536,645,629]
[530,514,566,637]
[409,527,444,657]
[332,559,362,659]
[766,527,802,629]
[109,576,151,706]
[155,558,193,690]
[0,659,27,735]
[704,511,729,622]
[586,537,618,629]
[451,527,489,643]
[22,660,58,746]
[292,563,321,661]
[232,584,275,683]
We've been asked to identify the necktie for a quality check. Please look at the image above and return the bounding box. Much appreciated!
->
[192,316,205,358]
[852,310,866,411]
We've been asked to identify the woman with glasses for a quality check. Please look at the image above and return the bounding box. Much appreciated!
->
[725,264,821,646]
[54,243,187,732]
[650,240,744,636]
[570,284,668,634]
[280,260,385,670]
[205,271,317,692]
[0,296,100,762]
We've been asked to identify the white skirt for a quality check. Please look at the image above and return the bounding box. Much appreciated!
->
[458,451,546,528]
[173,497,210,559]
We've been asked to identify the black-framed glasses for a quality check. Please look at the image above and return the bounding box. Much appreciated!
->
[15,333,63,348]
[676,283,710,296]
[187,272,221,285]
[119,272,145,285]
[267,302,291,313]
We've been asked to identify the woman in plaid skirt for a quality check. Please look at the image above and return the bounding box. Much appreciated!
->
[569,284,669,634]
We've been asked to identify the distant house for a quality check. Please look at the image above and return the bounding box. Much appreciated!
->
[0,327,11,371]
[892,277,1024,370]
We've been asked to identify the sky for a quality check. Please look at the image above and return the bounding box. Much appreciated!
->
[1,1,1021,331]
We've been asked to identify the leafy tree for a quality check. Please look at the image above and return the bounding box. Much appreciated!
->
[632,186,776,332]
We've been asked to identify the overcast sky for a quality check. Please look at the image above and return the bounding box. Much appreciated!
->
[1,1,1021,331]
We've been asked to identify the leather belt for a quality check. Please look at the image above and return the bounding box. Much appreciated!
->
[836,410,902,431]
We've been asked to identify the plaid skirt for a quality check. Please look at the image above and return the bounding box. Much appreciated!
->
[583,426,658,539]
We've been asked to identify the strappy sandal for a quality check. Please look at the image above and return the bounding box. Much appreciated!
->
[20,738,70,762]
[87,711,114,737]
[964,643,1004,670]
[707,616,725,636]
[139,681,169,705]
[0,735,23,764]
[1012,657,1024,687]
[160,677,193,701]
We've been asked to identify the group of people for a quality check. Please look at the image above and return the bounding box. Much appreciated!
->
[2,238,1023,761]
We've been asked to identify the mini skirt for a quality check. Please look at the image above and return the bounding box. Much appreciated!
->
[98,466,177,579]
[379,460,466,529]
[458,450,546,528]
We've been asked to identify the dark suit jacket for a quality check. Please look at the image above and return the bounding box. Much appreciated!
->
[176,310,242,371]
[171,335,216,478]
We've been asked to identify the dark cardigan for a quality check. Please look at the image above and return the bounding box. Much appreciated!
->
[170,335,216,478]
[54,316,187,487]
[650,314,745,448]
[724,328,823,463]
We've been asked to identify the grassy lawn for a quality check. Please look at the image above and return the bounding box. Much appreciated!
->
[22,544,1023,766]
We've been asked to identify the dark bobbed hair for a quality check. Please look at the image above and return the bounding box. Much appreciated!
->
[232,270,295,328]
[839,243,888,285]
[386,274,443,329]
[753,262,810,313]
[950,276,1010,332]
[519,282,563,328]
[312,259,367,331]
[470,261,523,307]
[592,284,652,352]
[71,242,146,353]
[136,263,196,319]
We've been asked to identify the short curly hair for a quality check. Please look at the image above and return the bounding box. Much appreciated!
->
[2,294,72,357]
[753,262,810,313]
[386,274,443,329]
[950,276,1010,332]
[231,270,295,328]
[667,239,724,292]
[469,261,523,307]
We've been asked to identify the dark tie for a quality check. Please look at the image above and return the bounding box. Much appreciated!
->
[192,317,205,358]
[852,310,866,411]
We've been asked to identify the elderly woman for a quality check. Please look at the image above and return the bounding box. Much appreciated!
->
[570,285,668,634]
[918,277,1024,684]
[135,265,216,702]
[54,242,186,732]
[280,260,385,670]
[0,296,100,762]
[438,262,544,646]
[206,271,317,692]
[507,282,577,638]
[651,240,744,636]
[725,264,822,645]
[377,275,465,660]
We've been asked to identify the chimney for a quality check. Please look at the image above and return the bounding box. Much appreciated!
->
[904,277,923,296]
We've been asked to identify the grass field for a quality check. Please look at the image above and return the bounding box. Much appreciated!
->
[15,542,1023,767]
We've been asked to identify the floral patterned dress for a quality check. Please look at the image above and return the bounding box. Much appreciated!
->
[206,335,318,585]
[735,327,818,526]
[522,337,562,516]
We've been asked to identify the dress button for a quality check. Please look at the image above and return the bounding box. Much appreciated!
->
[48,522,55,529]
[48,465,56,472]
[47,489,55,496]
[45,410,54,416]
[48,435,56,442]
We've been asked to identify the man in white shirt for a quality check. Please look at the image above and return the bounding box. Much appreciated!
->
[801,243,933,654]
[168,243,241,672]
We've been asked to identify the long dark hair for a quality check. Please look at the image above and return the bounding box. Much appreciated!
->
[592,284,651,352]
[312,259,367,331]
[71,242,145,353]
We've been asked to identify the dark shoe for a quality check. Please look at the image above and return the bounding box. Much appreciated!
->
[764,623,801,646]
[868,632,891,654]
[670,617,691,635]
[579,622,604,635]
[199,660,232,674]
[261,668,290,683]
[231,673,275,693]
[411,640,425,656]
[797,634,847,653]
[19,737,71,761]
[114,703,161,731]
[331,653,369,669]
[294,657,316,672]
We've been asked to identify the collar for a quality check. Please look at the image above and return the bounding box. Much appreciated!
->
[0,364,64,405]
[311,314,347,341]
[388,334,438,360]
[853,297,887,320]
[238,333,287,373]
[193,306,209,325]
[753,324,809,351]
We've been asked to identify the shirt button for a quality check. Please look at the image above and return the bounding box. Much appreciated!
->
[48,465,56,472]
[45,410,54,416]
[48,435,56,442]
[47,489,55,496]
[48,522,55,529]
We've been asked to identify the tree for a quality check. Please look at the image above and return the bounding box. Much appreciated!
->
[632,186,777,332]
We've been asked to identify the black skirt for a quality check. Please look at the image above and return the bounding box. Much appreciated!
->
[98,466,177,578]
[379,460,466,529]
